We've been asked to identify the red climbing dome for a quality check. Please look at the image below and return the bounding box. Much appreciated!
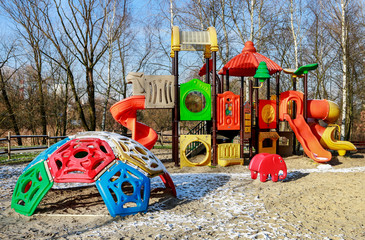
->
[47,138,116,183]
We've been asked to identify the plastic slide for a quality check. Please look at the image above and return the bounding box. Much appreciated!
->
[110,95,157,150]
[310,124,356,156]
[306,98,357,155]
[280,91,332,162]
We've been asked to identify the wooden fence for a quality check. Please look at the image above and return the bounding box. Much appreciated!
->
[0,131,172,160]
[0,132,67,160]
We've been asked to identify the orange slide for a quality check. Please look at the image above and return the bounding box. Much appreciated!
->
[110,95,157,150]
[280,91,332,162]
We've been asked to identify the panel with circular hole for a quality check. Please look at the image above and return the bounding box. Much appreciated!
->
[11,161,53,216]
[74,132,166,177]
[47,138,116,183]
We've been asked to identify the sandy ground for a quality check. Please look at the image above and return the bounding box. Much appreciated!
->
[0,150,364,239]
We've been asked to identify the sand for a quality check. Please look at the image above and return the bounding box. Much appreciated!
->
[0,151,364,239]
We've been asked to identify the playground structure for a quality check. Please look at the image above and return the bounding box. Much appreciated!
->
[168,26,355,167]
[11,132,176,217]
[11,25,358,217]
[107,26,356,167]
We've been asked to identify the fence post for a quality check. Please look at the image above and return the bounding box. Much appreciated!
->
[47,131,50,148]
[7,131,11,160]
[160,131,164,146]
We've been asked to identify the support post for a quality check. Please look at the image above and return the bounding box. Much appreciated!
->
[240,77,245,158]
[173,52,179,167]
[47,132,50,148]
[225,69,229,92]
[293,76,297,154]
[255,78,259,155]
[7,131,11,160]
[276,74,280,133]
[249,80,253,158]
[304,73,308,121]
[266,77,270,100]
[212,52,217,166]
[206,58,210,84]
[220,75,224,94]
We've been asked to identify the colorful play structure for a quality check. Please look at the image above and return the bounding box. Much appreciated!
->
[11,25,357,217]
[11,132,176,217]
[168,26,355,167]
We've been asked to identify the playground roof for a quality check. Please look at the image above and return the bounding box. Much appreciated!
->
[218,41,282,77]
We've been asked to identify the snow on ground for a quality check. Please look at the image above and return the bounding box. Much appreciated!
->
[1,164,364,239]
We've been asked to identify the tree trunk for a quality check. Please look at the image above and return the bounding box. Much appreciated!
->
[101,46,113,131]
[290,0,299,69]
[86,67,96,131]
[340,0,348,140]
[0,69,22,145]
[250,0,255,41]
[62,75,69,136]
[67,67,89,131]
[36,69,47,142]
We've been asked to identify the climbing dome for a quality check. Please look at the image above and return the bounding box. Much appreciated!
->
[11,131,176,217]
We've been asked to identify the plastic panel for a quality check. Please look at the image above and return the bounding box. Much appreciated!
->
[180,135,211,167]
[11,161,53,216]
[47,138,116,183]
[244,102,252,139]
[23,137,70,173]
[258,132,280,154]
[126,72,174,108]
[180,79,211,121]
[259,100,277,129]
[145,75,174,108]
[217,91,240,130]
[96,161,150,217]
[217,143,243,167]
[74,132,166,177]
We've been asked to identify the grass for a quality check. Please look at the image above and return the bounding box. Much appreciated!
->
[0,152,40,165]
[153,145,172,149]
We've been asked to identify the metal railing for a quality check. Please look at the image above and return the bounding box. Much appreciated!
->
[185,121,208,157]
[187,121,207,135]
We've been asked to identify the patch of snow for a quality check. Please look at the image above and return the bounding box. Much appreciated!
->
[317,164,333,170]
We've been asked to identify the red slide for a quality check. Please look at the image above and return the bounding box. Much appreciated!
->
[279,91,331,163]
[110,95,157,150]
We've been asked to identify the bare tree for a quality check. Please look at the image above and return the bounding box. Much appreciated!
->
[101,0,128,131]
[339,0,349,140]
[31,1,89,131]
[1,0,48,139]
[52,0,117,130]
[0,41,23,145]
[289,0,301,69]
